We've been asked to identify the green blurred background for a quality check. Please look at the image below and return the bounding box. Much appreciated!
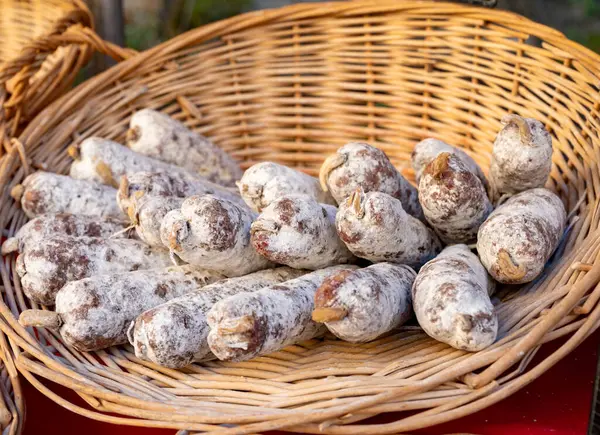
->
[92,0,600,53]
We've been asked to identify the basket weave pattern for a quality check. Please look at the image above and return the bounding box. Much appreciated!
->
[0,0,135,142]
[1,1,600,433]
[0,0,92,139]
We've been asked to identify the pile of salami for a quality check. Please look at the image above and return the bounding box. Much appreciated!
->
[5,111,565,368]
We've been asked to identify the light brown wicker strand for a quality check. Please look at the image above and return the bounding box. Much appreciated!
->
[0,1,135,139]
[0,0,93,137]
[0,330,22,434]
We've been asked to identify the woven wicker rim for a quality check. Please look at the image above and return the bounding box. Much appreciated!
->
[1,1,600,433]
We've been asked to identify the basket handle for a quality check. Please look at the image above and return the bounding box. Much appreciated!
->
[0,24,136,136]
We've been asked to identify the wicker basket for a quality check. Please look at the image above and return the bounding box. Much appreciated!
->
[0,0,134,142]
[1,1,599,433]
[0,332,23,435]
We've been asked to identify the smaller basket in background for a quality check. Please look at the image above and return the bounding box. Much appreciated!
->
[0,0,135,144]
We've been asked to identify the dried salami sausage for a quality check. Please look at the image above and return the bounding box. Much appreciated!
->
[117,171,242,218]
[69,137,199,188]
[320,142,423,220]
[411,138,487,189]
[207,265,357,361]
[335,188,441,269]
[19,266,224,351]
[127,109,242,187]
[129,196,184,248]
[251,195,356,270]
[161,195,274,277]
[477,188,566,284]
[2,214,128,255]
[312,263,415,342]
[489,115,553,202]
[238,162,335,212]
[128,267,305,368]
[12,172,122,219]
[418,152,492,244]
[16,236,172,305]
[412,245,497,351]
